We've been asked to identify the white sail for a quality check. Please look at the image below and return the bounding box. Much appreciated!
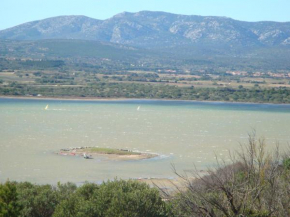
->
[44,105,49,110]
[137,106,141,111]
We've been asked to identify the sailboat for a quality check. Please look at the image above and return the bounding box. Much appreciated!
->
[44,105,49,110]
[137,106,141,111]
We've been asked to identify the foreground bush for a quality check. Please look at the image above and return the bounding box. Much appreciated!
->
[0,181,21,217]
[53,180,170,217]
[16,182,76,217]
[169,133,290,217]
[0,180,170,217]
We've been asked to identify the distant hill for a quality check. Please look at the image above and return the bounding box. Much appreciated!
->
[1,11,290,72]
[1,11,290,48]
[0,39,145,60]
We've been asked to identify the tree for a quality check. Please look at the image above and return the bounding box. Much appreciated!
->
[52,194,82,217]
[0,181,21,217]
[17,182,58,217]
[53,180,170,217]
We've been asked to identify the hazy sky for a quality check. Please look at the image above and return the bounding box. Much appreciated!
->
[1,0,290,30]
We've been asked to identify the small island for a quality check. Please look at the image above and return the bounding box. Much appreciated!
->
[56,147,158,161]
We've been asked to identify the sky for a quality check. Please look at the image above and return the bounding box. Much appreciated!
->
[1,0,290,30]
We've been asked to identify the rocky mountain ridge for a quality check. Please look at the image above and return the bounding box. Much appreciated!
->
[1,11,290,48]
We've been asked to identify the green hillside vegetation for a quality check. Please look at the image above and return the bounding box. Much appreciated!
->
[0,40,144,60]
[2,39,290,72]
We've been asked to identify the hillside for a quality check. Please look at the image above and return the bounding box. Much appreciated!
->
[1,11,290,48]
[0,39,144,60]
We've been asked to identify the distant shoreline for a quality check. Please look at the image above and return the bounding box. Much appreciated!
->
[1,95,290,106]
[0,95,130,102]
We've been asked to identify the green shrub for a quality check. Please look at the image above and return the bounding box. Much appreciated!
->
[283,158,290,170]
[53,180,170,217]
[0,181,21,217]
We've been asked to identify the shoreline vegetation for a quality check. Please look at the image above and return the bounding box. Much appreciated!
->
[56,147,158,161]
[1,81,290,104]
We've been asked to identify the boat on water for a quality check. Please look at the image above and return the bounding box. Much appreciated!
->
[137,106,141,111]
[44,105,49,110]
[83,153,93,159]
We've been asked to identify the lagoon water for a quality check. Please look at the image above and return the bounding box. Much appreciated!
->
[1,98,290,184]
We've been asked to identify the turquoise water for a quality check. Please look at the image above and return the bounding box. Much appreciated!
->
[1,98,290,184]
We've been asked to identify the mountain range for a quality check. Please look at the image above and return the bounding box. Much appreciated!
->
[1,11,290,48]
